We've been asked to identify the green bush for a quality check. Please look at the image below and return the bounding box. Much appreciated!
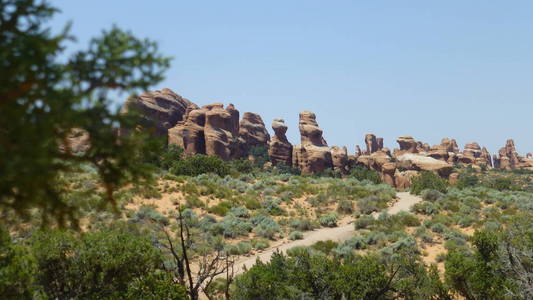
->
[337,199,354,214]
[208,201,233,216]
[410,171,448,195]
[288,231,304,240]
[354,214,375,229]
[456,173,479,189]
[319,213,338,227]
[350,166,382,184]
[171,154,230,177]
[252,215,281,239]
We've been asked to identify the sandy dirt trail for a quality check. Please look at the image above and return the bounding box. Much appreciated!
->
[231,192,422,275]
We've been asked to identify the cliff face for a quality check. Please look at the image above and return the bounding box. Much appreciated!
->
[118,88,533,186]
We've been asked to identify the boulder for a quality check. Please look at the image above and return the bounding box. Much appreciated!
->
[394,170,419,189]
[122,88,194,137]
[269,119,293,166]
[396,153,454,177]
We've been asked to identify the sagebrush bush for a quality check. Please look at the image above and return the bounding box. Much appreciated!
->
[288,231,304,240]
[319,213,338,227]
[354,214,375,229]
[337,199,354,214]
[350,165,382,184]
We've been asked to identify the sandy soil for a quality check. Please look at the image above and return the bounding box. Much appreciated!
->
[231,192,423,275]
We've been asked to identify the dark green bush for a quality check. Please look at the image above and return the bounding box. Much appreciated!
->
[350,166,382,184]
[171,154,230,177]
[410,171,448,195]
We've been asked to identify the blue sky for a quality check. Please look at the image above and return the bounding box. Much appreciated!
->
[50,0,533,155]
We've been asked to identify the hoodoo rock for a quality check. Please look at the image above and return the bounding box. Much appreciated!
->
[365,134,381,154]
[396,136,418,154]
[122,88,194,136]
[494,139,533,170]
[239,112,270,155]
[293,111,333,174]
[203,103,240,160]
[269,119,293,166]
[428,138,459,162]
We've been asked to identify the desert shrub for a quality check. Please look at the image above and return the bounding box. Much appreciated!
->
[185,195,204,208]
[219,215,253,238]
[357,195,379,214]
[343,236,367,250]
[289,218,318,232]
[275,163,302,175]
[242,195,261,210]
[430,223,447,233]
[396,211,421,227]
[337,199,354,214]
[171,154,230,177]
[262,197,285,216]
[158,144,184,170]
[319,213,338,227]
[288,231,304,240]
[251,238,270,250]
[456,173,479,189]
[411,201,439,215]
[355,214,375,229]
[311,240,338,255]
[131,206,169,226]
[227,206,250,218]
[229,158,254,173]
[225,241,253,255]
[252,215,280,239]
[249,146,270,167]
[421,189,444,202]
[30,224,169,299]
[208,201,233,216]
[411,171,448,195]
[350,165,382,184]
[487,177,519,191]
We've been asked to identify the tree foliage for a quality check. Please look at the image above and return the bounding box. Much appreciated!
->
[0,0,171,225]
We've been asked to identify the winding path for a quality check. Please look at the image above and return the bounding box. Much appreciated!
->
[232,192,423,275]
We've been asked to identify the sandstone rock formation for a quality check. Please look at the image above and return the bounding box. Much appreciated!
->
[239,112,270,154]
[269,119,292,166]
[203,104,240,160]
[396,153,454,177]
[60,128,91,154]
[494,139,533,170]
[331,146,349,174]
[293,111,333,174]
[168,106,206,156]
[396,136,418,154]
[122,88,194,136]
[364,134,383,154]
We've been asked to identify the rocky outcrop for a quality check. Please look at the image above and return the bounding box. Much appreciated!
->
[269,119,292,166]
[239,112,270,156]
[396,136,418,154]
[396,153,454,177]
[203,104,241,160]
[494,139,533,170]
[293,111,333,174]
[365,134,383,154]
[122,88,194,137]
[428,138,459,162]
[331,146,349,173]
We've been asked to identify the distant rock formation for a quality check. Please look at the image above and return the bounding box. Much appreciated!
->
[124,88,533,186]
[494,139,533,170]
[122,88,194,137]
[293,111,334,174]
[269,119,292,166]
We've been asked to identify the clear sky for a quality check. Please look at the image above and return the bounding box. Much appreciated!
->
[50,0,532,155]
